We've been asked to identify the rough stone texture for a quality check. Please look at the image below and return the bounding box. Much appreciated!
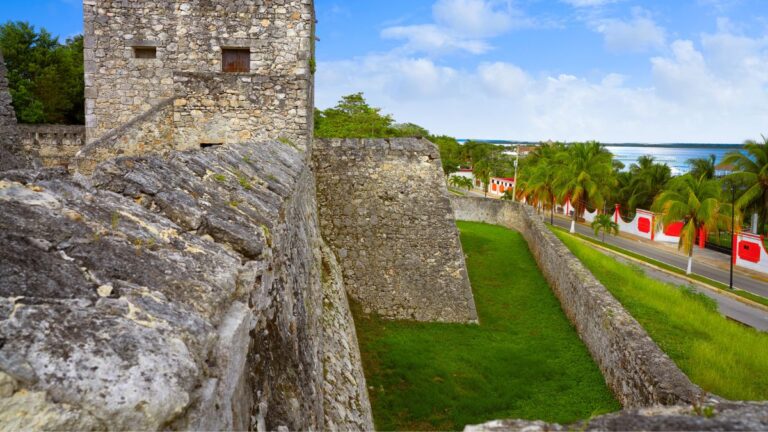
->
[74,99,175,174]
[83,0,314,166]
[320,242,375,431]
[172,72,310,151]
[17,125,85,168]
[465,402,768,431]
[314,138,477,323]
[0,50,33,171]
[450,196,706,407]
[0,141,373,431]
[0,52,15,132]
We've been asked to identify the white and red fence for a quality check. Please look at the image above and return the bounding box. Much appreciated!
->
[733,232,768,274]
[553,200,768,276]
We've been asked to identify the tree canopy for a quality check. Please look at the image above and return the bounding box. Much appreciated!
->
[0,21,84,124]
[314,93,397,138]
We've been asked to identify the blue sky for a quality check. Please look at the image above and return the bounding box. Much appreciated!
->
[3,0,768,142]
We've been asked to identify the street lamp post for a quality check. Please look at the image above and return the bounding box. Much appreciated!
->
[512,145,519,203]
[729,181,735,290]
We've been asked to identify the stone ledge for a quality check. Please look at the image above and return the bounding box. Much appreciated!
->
[465,402,768,431]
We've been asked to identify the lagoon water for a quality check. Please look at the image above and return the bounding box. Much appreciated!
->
[604,144,743,176]
[461,140,745,175]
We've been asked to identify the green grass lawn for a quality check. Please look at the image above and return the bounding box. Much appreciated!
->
[551,224,768,308]
[552,229,768,401]
[352,221,620,431]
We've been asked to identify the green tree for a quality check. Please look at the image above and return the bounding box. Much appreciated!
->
[591,214,619,243]
[391,122,429,137]
[449,175,473,191]
[627,160,672,212]
[687,154,717,181]
[555,142,616,233]
[473,160,492,197]
[314,92,396,138]
[430,135,463,177]
[722,137,768,235]
[652,175,731,274]
[520,143,564,224]
[0,21,84,124]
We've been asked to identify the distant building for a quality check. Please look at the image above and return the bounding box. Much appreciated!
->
[487,177,515,197]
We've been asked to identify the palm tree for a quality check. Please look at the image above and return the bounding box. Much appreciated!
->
[523,143,564,224]
[501,189,516,201]
[449,175,473,191]
[722,136,768,235]
[591,214,619,243]
[652,174,731,274]
[687,154,716,180]
[627,162,672,211]
[555,142,616,233]
[473,160,492,197]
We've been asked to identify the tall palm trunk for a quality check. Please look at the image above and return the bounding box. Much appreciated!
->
[686,250,694,275]
[570,212,577,233]
[550,198,555,225]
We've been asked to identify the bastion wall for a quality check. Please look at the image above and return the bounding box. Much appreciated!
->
[450,196,705,407]
[0,142,373,431]
[313,138,477,323]
[0,50,29,171]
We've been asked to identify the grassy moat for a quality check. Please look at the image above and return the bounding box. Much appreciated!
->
[351,221,620,431]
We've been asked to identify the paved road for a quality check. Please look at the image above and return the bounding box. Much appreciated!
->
[549,215,768,297]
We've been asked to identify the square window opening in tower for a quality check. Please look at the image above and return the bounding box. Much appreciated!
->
[222,48,250,73]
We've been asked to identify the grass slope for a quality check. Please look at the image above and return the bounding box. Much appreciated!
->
[551,224,768,308]
[553,229,768,401]
[352,221,620,431]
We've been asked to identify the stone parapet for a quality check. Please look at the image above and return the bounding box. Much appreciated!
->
[17,125,85,168]
[465,402,768,431]
[0,141,372,431]
[450,196,706,407]
[314,138,478,323]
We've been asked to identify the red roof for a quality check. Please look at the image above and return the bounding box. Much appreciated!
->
[495,177,516,182]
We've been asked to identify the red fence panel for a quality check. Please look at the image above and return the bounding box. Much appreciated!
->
[738,240,762,263]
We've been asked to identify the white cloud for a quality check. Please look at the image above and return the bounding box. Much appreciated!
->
[432,0,530,38]
[381,25,490,55]
[593,9,666,53]
[380,0,532,55]
[478,62,529,96]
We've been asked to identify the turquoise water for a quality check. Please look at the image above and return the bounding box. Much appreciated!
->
[459,140,745,175]
[604,144,743,175]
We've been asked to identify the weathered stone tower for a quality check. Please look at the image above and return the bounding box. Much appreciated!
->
[0,50,33,170]
[80,0,314,169]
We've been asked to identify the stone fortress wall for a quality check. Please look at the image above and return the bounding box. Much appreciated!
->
[314,138,478,323]
[0,142,373,431]
[79,0,314,170]
[17,125,86,168]
[0,50,27,171]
